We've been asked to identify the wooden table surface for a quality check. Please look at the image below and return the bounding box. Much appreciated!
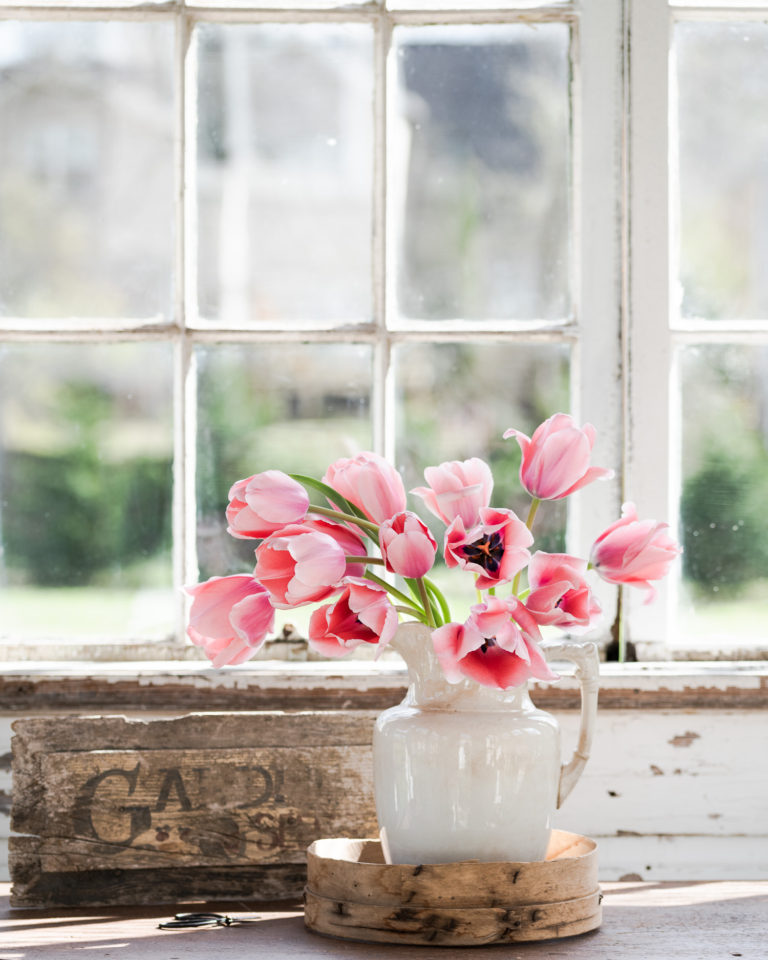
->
[1,881,765,959]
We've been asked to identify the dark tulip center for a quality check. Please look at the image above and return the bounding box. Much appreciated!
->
[461,531,504,574]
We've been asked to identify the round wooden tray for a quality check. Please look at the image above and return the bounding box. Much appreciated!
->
[304,829,601,947]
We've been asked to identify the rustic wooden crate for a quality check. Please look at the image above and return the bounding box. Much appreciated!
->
[304,830,601,946]
[10,711,378,907]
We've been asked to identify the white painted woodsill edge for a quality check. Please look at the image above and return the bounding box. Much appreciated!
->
[0,659,766,692]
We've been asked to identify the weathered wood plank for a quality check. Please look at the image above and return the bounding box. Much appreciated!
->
[2,665,766,712]
[8,707,768,895]
[11,712,377,836]
[554,710,768,838]
[594,834,768,882]
[10,712,379,906]
[34,745,372,869]
[9,834,307,906]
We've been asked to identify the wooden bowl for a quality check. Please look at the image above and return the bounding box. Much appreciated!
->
[304,829,601,946]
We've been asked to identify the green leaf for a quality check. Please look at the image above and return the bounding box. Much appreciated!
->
[289,474,379,539]
[290,474,355,514]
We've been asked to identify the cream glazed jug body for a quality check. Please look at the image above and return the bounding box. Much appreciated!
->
[373,621,599,865]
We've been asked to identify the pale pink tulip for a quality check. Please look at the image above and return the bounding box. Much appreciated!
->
[253,523,349,608]
[503,413,613,501]
[590,502,681,603]
[299,516,366,576]
[308,578,398,658]
[444,507,533,590]
[379,511,437,578]
[186,575,275,667]
[432,597,558,689]
[323,452,406,523]
[226,470,308,539]
[525,552,602,631]
[411,458,493,528]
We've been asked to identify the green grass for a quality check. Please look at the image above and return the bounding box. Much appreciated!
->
[1,586,175,639]
[676,579,768,649]
[2,576,766,654]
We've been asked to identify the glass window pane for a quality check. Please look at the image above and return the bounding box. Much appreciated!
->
[391,24,571,322]
[676,22,768,321]
[395,341,570,619]
[678,345,768,651]
[0,22,175,320]
[195,341,373,584]
[0,343,175,641]
[196,24,373,326]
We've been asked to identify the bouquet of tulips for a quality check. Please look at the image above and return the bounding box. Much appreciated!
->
[187,413,680,687]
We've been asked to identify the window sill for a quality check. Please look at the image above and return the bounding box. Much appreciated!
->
[1,659,766,712]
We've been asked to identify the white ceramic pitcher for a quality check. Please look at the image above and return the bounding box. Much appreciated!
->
[373,621,599,865]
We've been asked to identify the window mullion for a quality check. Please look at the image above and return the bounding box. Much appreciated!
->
[569,0,625,642]
[626,0,675,654]
[373,12,391,458]
[174,9,194,644]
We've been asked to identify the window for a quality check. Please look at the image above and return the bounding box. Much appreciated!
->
[630,0,768,658]
[0,0,765,663]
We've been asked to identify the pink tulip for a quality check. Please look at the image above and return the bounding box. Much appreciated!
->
[503,413,613,501]
[432,597,558,689]
[227,470,309,539]
[379,511,437,578]
[323,452,406,523]
[444,507,533,590]
[299,516,366,575]
[253,523,351,608]
[525,552,602,631]
[186,575,275,667]
[308,578,398,658]
[411,458,493,528]
[430,620,482,683]
[590,502,681,603]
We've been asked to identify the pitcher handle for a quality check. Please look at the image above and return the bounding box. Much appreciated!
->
[541,639,600,808]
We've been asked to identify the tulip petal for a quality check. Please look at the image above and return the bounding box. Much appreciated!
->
[244,470,309,523]
[230,593,275,647]
[505,414,613,501]
[458,646,533,690]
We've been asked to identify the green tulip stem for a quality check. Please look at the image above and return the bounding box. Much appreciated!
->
[525,497,541,532]
[364,570,425,615]
[511,497,541,596]
[395,603,427,618]
[423,577,451,625]
[346,555,386,565]
[417,577,436,628]
[309,504,380,536]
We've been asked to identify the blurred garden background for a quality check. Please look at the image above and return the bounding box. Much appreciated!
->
[1,19,767,655]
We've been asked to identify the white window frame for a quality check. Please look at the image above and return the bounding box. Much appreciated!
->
[628,0,768,659]
[0,0,764,665]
